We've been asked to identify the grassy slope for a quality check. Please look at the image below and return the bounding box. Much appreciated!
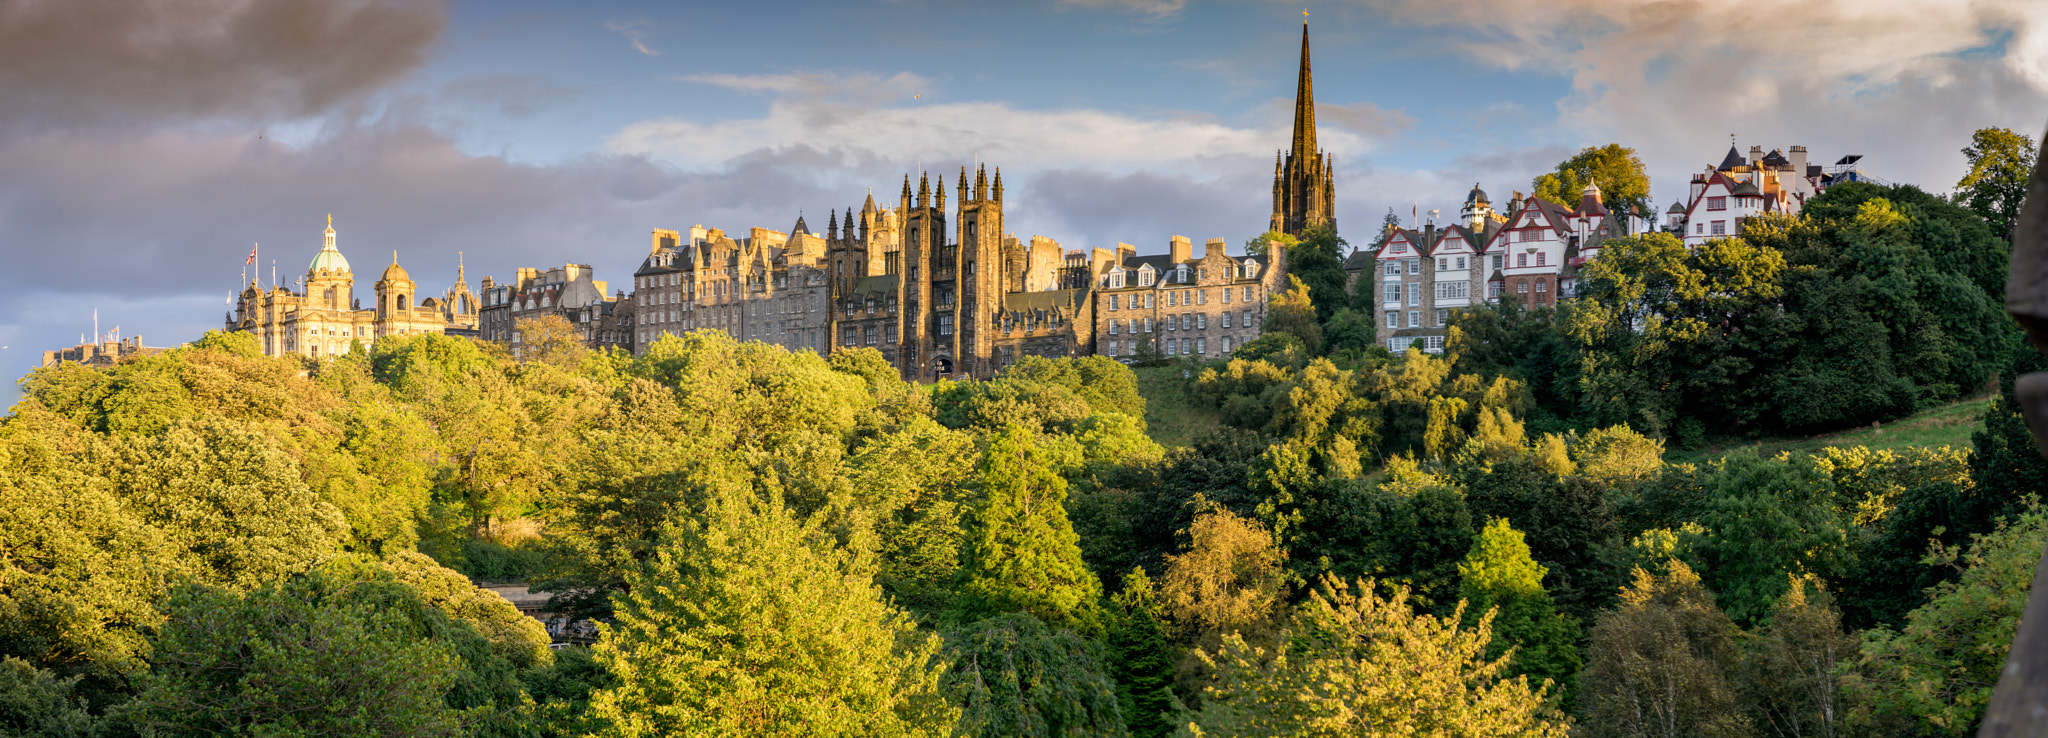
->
[1664,395,1994,466]
[1134,365,1219,448]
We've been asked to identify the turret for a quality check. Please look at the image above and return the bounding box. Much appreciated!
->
[918,172,930,209]
[993,167,1003,201]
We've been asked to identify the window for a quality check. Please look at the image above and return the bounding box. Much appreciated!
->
[1198,290,1207,305]
[1222,312,1232,328]
[1243,287,1252,302]
[1423,335,1445,352]
[1387,311,1399,328]
[1438,258,1448,271]
[1408,259,1421,275]
[1386,283,1401,303]
[1222,336,1232,353]
[1145,294,1154,309]
[1388,336,1414,352]
[1536,252,1547,267]
[1536,280,1549,293]
[1516,280,1529,295]
[1385,262,1401,276]
[1517,254,1527,268]
[1435,282,1469,300]
[1519,230,1538,242]
[1197,315,1206,329]
[1222,288,1231,304]
[938,315,954,336]
[1707,196,1727,211]
[1407,311,1421,328]
[1711,220,1727,236]
[1393,240,1407,253]
[1696,222,1705,234]
[1492,255,1503,270]
[1167,291,1177,307]
[1197,338,1206,354]
[864,326,877,345]
[1407,285,1422,307]
[1435,308,1448,326]
[1110,320,1120,335]
[1144,318,1154,333]
[1109,295,1119,310]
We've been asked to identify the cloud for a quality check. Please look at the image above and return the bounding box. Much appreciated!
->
[440,74,582,117]
[1354,0,2048,194]
[0,0,447,133]
[680,71,932,106]
[1054,0,1188,20]
[604,19,659,56]
[1318,102,1414,140]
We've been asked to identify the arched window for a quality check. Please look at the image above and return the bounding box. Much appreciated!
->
[399,294,409,310]
[1516,280,1529,295]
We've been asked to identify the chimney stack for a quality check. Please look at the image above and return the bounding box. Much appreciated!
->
[1204,238,1226,259]
[1169,235,1192,264]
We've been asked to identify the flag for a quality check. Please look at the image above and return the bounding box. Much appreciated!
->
[246,243,257,265]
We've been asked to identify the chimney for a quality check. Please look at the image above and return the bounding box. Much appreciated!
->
[1789,145,1808,173]
[1748,145,1763,167]
[1204,238,1226,259]
[1423,222,1437,250]
[1169,235,1192,264]
[1116,242,1136,265]
[1690,173,1707,205]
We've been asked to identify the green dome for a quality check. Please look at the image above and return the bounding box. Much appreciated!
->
[309,246,350,274]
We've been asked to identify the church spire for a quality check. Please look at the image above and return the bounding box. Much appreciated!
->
[1290,22,1316,167]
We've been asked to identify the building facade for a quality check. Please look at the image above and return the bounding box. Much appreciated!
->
[477,263,631,358]
[1094,236,1288,361]
[41,335,176,368]
[1672,144,1828,246]
[627,219,833,356]
[227,216,475,358]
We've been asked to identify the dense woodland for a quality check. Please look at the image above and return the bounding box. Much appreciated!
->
[2,136,2046,737]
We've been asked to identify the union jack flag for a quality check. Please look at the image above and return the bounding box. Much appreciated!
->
[246,244,257,265]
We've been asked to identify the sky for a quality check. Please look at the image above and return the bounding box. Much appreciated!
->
[4,0,2047,407]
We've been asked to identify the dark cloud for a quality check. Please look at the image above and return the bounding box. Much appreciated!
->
[440,74,581,118]
[1021,165,1269,252]
[1318,102,1413,140]
[0,0,448,133]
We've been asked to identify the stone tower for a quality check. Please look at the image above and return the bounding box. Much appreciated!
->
[1269,22,1335,238]
[958,164,1004,378]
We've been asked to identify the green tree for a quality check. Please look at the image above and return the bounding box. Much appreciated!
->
[1291,223,1352,324]
[1106,569,1179,738]
[513,313,591,370]
[1533,143,1652,217]
[1188,578,1569,737]
[1458,519,1581,697]
[1957,126,2037,242]
[0,658,97,738]
[942,613,1129,738]
[1263,274,1324,355]
[1579,561,1748,738]
[127,569,522,737]
[585,488,956,736]
[1687,452,1852,626]
[1847,504,2048,736]
[1242,230,1298,258]
[956,426,1106,634]
[1159,509,1286,644]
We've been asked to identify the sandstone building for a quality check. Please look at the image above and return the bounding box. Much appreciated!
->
[227,217,478,358]
[477,263,632,358]
[629,219,833,356]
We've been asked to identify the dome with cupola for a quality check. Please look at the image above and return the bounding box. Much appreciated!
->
[307,214,351,274]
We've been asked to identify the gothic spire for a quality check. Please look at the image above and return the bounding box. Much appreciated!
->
[1289,22,1317,166]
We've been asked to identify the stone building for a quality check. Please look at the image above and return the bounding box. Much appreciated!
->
[1093,236,1288,360]
[627,218,833,355]
[1481,182,1618,305]
[1672,144,1828,246]
[476,263,630,358]
[41,335,177,368]
[227,216,475,358]
[1270,22,1336,238]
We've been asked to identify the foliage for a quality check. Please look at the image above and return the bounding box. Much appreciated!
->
[942,613,1129,738]
[956,426,1107,634]
[1289,223,1352,324]
[1956,126,2037,242]
[1186,577,1570,737]
[1458,519,1581,696]
[513,313,591,370]
[1263,274,1324,355]
[1242,229,1298,259]
[1159,509,1286,643]
[1738,578,1855,738]
[1578,561,1748,738]
[1532,143,1652,219]
[1107,569,1180,738]
[0,658,96,738]
[585,487,956,737]
[1846,504,2048,736]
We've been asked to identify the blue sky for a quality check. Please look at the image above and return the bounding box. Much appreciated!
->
[4,0,2047,407]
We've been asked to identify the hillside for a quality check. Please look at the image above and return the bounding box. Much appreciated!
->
[1133,364,1217,447]
[1666,395,1994,466]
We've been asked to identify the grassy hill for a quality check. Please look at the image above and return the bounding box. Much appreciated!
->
[1132,359,1993,462]
[1134,365,1218,448]
[1665,395,1994,465]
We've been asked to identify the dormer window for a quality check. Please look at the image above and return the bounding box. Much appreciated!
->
[1138,267,1155,287]
[1176,266,1188,283]
[1108,269,1125,289]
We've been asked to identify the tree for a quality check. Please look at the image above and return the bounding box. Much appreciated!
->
[1290,223,1351,324]
[941,613,1129,738]
[513,314,590,370]
[1458,519,1581,697]
[1579,561,1748,738]
[1738,577,1853,738]
[1263,274,1323,355]
[1188,578,1570,737]
[1106,569,1179,738]
[1159,509,1286,643]
[585,488,956,736]
[1533,144,1652,218]
[1957,126,2036,242]
[956,426,1106,634]
[1847,505,2048,736]
[0,658,97,738]
[1242,230,1298,258]
[127,569,522,737]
